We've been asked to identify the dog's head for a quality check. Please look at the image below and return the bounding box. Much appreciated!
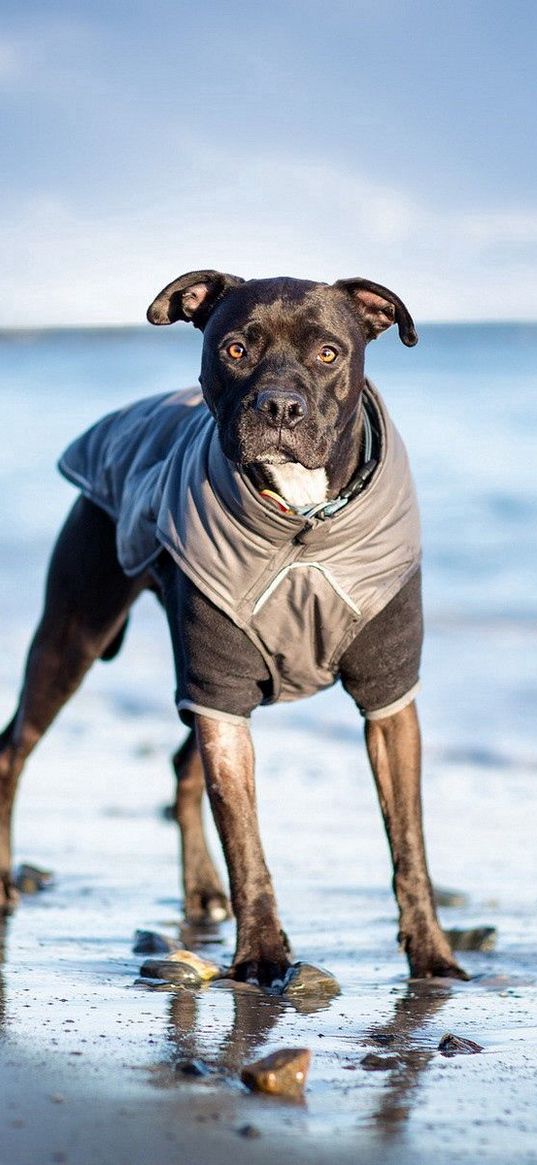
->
[147,271,417,474]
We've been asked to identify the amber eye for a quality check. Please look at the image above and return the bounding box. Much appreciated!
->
[226,342,246,360]
[318,345,337,364]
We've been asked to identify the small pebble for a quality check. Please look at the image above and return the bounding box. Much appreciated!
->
[139,959,202,987]
[165,950,221,981]
[438,1032,484,1056]
[281,962,340,999]
[132,930,181,955]
[237,1124,261,1139]
[445,927,497,952]
[361,1053,400,1071]
[241,1048,311,1100]
[14,864,54,894]
[175,1059,211,1077]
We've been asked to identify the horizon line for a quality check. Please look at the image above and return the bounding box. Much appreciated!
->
[1,318,537,334]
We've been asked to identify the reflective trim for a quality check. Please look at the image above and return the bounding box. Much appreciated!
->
[177,700,249,725]
[252,561,361,618]
[364,681,421,721]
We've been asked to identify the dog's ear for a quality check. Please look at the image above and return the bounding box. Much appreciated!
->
[334,277,418,346]
[147,269,245,329]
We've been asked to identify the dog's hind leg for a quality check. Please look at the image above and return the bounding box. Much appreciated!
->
[0,497,147,913]
[171,731,231,924]
[0,714,22,911]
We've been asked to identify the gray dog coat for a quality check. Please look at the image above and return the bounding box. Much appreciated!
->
[58,381,422,721]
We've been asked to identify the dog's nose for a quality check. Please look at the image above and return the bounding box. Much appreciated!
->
[255,389,308,428]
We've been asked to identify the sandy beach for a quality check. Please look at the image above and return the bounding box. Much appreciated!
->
[2,591,537,1165]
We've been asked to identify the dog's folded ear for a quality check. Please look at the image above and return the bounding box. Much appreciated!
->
[147,270,245,329]
[333,278,418,347]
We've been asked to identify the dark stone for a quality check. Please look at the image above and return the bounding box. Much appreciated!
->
[438,1032,483,1056]
[133,929,181,955]
[361,1053,400,1071]
[445,927,497,952]
[139,959,202,988]
[175,1058,211,1077]
[281,962,340,999]
[241,1048,312,1099]
[14,864,54,894]
[237,1124,261,1139]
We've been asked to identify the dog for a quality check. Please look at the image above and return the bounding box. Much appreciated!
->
[0,270,466,985]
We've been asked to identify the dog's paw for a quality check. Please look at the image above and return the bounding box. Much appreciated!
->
[404,925,470,981]
[433,959,470,982]
[228,956,292,989]
[409,953,470,981]
[184,889,231,926]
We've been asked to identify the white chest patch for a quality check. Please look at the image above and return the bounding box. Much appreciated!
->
[266,464,329,508]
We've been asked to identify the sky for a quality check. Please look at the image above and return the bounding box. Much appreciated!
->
[1,0,536,325]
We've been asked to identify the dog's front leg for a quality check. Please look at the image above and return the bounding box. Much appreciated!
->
[195,715,291,986]
[365,702,468,979]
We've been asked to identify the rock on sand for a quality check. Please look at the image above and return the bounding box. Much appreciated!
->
[241,1048,312,1099]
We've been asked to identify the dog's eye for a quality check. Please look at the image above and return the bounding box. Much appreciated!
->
[226,342,246,361]
[318,346,337,364]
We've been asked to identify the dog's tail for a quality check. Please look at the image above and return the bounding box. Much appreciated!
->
[100,617,129,662]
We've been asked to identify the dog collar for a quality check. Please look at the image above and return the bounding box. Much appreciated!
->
[259,406,377,520]
[298,456,378,520]
[258,487,294,514]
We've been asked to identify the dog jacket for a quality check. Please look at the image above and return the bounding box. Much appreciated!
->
[58,382,421,705]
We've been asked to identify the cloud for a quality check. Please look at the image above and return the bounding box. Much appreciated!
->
[0,19,98,92]
[0,38,22,85]
[1,147,536,325]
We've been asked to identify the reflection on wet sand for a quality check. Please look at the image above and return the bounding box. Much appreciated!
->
[149,978,334,1088]
[146,960,454,1130]
[363,981,453,1135]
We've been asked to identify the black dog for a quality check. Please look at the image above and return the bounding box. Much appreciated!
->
[0,270,466,985]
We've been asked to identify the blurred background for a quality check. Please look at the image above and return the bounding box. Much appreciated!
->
[1,0,536,761]
[1,0,536,325]
[0,0,535,894]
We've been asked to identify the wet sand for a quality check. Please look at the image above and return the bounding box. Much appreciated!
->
[2,598,537,1165]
